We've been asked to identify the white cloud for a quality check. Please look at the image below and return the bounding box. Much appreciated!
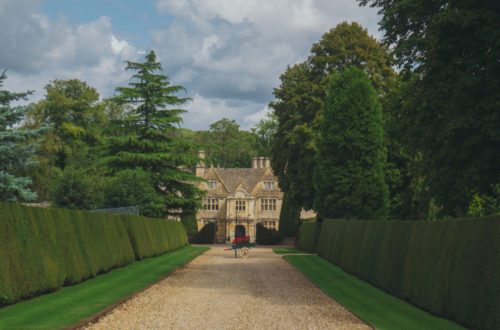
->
[153,0,381,129]
[183,94,265,130]
[0,0,142,102]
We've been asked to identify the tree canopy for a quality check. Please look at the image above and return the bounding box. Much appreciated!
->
[0,71,42,202]
[270,22,395,211]
[360,0,500,216]
[314,67,388,220]
[105,50,203,218]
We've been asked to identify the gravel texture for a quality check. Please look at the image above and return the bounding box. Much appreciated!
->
[85,247,369,329]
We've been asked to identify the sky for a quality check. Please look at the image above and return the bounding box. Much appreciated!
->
[1,0,381,130]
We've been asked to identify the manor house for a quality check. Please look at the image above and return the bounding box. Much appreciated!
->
[194,151,283,243]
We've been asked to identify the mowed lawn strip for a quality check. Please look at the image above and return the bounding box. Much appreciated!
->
[0,246,209,329]
[273,248,309,254]
[285,255,465,330]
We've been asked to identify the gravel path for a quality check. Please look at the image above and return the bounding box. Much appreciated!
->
[85,247,369,329]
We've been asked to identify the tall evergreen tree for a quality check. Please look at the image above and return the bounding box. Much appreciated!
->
[0,71,42,202]
[314,67,388,220]
[106,51,203,218]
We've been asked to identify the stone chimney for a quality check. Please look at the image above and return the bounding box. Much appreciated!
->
[252,157,258,169]
[258,157,264,168]
[196,150,205,177]
[264,157,270,168]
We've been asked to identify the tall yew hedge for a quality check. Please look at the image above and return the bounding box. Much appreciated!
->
[0,202,188,306]
[301,218,499,330]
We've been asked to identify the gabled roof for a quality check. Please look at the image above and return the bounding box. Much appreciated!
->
[212,168,268,193]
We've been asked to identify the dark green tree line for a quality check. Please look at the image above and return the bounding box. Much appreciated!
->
[360,0,500,216]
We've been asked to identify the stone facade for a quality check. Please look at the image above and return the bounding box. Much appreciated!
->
[194,151,283,244]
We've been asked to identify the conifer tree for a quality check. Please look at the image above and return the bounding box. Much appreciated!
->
[314,67,388,220]
[0,71,42,202]
[106,51,203,218]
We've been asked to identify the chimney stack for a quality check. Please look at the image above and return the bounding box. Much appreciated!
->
[258,157,264,168]
[196,150,205,177]
[252,157,258,168]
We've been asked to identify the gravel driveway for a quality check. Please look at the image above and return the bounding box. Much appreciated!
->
[85,247,369,329]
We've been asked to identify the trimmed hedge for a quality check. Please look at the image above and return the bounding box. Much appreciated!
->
[256,223,283,245]
[297,221,321,253]
[191,222,216,244]
[307,218,500,330]
[120,214,188,260]
[0,202,188,307]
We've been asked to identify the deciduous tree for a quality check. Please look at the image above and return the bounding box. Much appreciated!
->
[360,0,500,216]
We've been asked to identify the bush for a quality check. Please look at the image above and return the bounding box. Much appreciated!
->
[180,212,198,237]
[191,222,216,244]
[312,218,500,330]
[256,223,283,245]
[297,221,321,253]
[0,202,188,307]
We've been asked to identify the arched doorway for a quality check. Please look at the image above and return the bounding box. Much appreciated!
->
[235,225,246,238]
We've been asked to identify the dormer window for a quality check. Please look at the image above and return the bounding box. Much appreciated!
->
[207,180,217,189]
[263,181,275,189]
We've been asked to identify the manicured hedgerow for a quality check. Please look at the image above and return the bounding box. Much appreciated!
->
[306,218,500,330]
[0,202,189,307]
[297,221,321,253]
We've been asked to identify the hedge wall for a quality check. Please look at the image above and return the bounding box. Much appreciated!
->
[297,221,321,253]
[311,218,500,330]
[120,214,188,259]
[0,202,188,307]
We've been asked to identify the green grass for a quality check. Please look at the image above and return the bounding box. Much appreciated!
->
[285,255,465,330]
[273,248,307,254]
[0,246,208,329]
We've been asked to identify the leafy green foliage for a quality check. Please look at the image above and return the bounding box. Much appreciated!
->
[198,118,258,168]
[0,201,188,307]
[251,112,277,157]
[314,67,388,220]
[360,0,500,216]
[180,211,199,237]
[270,22,395,211]
[0,71,42,202]
[100,168,159,216]
[256,223,283,245]
[308,218,500,330]
[106,51,202,217]
[50,167,104,210]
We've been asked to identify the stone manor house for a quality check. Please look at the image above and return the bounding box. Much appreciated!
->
[193,151,283,243]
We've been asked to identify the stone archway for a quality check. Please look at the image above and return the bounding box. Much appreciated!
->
[235,224,246,238]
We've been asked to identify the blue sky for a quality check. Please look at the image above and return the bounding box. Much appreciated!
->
[1,0,381,130]
[42,0,175,48]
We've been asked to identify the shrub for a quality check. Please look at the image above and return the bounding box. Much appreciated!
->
[191,222,216,244]
[297,221,321,252]
[256,223,283,245]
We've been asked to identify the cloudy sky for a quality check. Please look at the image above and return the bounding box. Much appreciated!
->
[1,0,381,130]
